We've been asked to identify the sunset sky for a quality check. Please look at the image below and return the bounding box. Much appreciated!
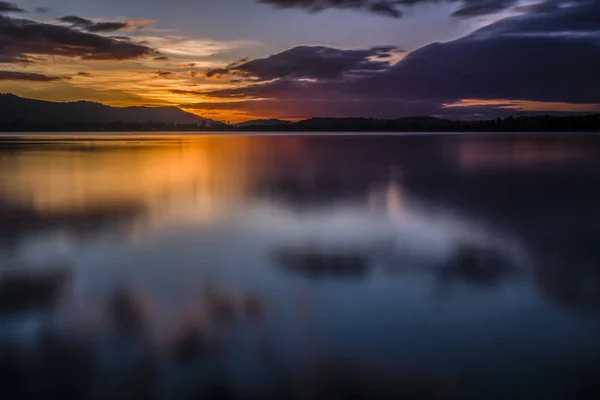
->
[1,0,599,122]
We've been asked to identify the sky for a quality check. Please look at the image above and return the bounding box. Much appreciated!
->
[1,0,599,122]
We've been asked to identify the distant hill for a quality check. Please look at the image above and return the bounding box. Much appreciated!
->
[235,115,600,132]
[264,117,455,131]
[1,94,599,132]
[235,119,293,127]
[0,94,223,127]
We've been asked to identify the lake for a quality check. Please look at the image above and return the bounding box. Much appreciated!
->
[1,133,600,399]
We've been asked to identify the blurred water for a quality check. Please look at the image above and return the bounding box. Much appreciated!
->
[1,133,600,399]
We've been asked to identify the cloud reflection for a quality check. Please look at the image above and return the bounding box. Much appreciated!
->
[0,268,70,315]
[2,134,600,398]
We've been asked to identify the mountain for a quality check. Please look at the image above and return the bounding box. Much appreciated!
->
[235,119,293,127]
[0,94,223,127]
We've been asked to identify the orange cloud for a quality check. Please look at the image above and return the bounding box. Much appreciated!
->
[124,18,157,30]
[445,99,600,113]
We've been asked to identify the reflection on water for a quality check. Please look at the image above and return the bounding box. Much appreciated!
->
[2,133,600,399]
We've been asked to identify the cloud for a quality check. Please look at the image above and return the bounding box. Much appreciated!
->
[56,16,154,33]
[155,71,173,78]
[124,18,156,30]
[199,0,600,119]
[0,1,24,14]
[473,0,600,34]
[368,0,600,103]
[0,71,67,81]
[170,89,198,95]
[205,46,400,81]
[202,78,353,100]
[258,0,523,19]
[392,38,599,103]
[77,72,93,77]
[35,7,50,13]
[57,15,129,32]
[143,36,258,58]
[0,14,156,63]
[110,35,132,41]
[451,0,518,18]
[258,0,404,17]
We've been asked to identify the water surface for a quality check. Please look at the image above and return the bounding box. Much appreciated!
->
[1,133,600,399]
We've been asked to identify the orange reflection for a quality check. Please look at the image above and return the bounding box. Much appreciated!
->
[0,136,292,232]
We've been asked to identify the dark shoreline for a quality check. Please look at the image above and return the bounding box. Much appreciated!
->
[2,114,600,134]
[1,131,600,136]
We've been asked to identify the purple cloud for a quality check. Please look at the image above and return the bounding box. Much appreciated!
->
[0,70,67,81]
[0,14,155,63]
[258,0,521,19]
[57,15,129,33]
[205,46,401,81]
[0,1,24,14]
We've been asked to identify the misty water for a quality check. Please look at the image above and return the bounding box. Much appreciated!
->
[1,133,600,399]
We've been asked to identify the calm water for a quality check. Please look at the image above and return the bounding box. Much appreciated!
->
[1,133,600,399]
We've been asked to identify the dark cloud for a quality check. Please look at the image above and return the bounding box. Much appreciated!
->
[379,36,600,103]
[202,78,354,100]
[206,46,400,81]
[369,1,405,17]
[77,72,93,77]
[0,1,24,14]
[451,0,518,18]
[110,35,133,41]
[258,0,404,18]
[258,0,523,18]
[204,57,249,78]
[205,0,600,120]
[170,89,199,95]
[57,15,128,33]
[154,56,169,61]
[369,0,600,103]
[0,70,66,82]
[474,0,600,34]
[155,71,173,78]
[35,7,50,13]
[0,54,32,63]
[0,14,155,63]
